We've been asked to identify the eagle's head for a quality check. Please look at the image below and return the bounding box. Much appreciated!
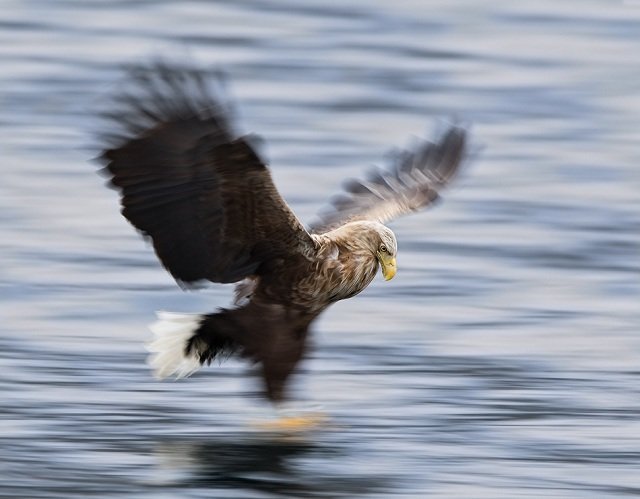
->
[372,223,397,281]
[336,220,397,281]
[321,220,398,283]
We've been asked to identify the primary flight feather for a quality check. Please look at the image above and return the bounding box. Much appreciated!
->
[98,61,468,404]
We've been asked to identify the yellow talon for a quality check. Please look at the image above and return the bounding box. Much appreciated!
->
[254,412,328,433]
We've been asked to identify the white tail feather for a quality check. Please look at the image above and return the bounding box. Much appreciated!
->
[147,311,203,380]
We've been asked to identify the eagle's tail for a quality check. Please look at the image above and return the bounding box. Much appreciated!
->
[147,312,203,379]
[147,310,240,380]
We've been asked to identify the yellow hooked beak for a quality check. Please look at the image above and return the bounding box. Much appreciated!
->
[378,253,397,281]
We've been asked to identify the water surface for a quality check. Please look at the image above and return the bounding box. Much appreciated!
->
[1,1,639,497]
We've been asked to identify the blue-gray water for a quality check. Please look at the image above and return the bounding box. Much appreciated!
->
[1,1,639,497]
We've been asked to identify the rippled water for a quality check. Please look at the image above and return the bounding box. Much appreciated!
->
[2,1,639,497]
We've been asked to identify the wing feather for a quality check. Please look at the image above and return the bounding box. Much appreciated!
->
[309,125,469,234]
[98,61,315,286]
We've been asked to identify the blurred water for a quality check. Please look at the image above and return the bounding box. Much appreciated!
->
[1,1,639,497]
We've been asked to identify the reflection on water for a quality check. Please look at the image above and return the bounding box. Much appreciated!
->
[151,438,383,498]
[1,0,639,497]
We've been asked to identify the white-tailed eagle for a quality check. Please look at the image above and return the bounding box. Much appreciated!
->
[98,61,468,405]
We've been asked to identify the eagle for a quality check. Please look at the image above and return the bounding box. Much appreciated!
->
[98,61,468,410]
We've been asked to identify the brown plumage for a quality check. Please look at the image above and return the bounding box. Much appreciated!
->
[98,61,469,403]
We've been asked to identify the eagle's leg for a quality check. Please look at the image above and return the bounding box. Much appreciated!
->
[192,309,326,431]
[254,326,328,432]
[149,307,325,430]
[185,310,242,365]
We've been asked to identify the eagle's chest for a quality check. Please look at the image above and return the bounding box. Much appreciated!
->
[317,249,378,303]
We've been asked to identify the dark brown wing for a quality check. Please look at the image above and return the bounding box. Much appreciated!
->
[309,125,469,234]
[98,61,315,286]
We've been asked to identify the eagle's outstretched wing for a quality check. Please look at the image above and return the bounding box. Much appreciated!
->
[98,62,315,286]
[309,125,468,234]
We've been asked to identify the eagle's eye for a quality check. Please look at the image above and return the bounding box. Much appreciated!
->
[380,244,387,253]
